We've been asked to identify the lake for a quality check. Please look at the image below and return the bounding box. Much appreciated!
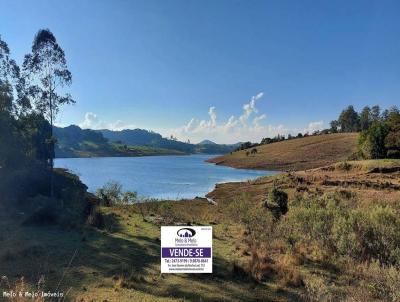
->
[55,154,276,200]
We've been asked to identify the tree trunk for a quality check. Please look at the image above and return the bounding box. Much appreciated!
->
[50,91,54,199]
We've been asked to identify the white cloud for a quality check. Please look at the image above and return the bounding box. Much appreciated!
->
[79,112,136,131]
[253,114,266,126]
[77,93,325,144]
[305,121,324,133]
[162,93,325,144]
[209,106,217,127]
[80,112,100,129]
[239,92,263,125]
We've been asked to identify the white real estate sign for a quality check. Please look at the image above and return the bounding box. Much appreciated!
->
[161,226,213,273]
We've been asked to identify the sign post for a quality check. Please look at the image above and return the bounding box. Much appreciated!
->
[161,226,213,273]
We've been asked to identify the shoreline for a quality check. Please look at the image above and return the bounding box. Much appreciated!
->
[54,152,226,159]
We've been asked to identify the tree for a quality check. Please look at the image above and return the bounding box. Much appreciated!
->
[338,105,360,132]
[384,107,400,158]
[359,106,371,131]
[371,105,381,122]
[0,36,25,168]
[359,122,389,159]
[22,29,74,197]
[237,141,252,150]
[381,109,389,120]
[0,35,21,114]
[264,187,288,219]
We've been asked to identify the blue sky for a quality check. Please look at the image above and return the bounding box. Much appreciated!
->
[1,0,400,143]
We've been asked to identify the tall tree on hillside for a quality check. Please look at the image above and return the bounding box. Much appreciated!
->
[22,29,74,197]
[0,36,19,167]
[384,106,400,158]
[359,106,371,131]
[0,36,31,116]
[371,105,381,122]
[0,36,20,114]
[338,105,360,132]
[329,120,339,133]
[359,122,389,159]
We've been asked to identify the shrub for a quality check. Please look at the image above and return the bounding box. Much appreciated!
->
[96,181,138,207]
[303,276,333,302]
[337,161,352,171]
[354,206,400,265]
[264,187,288,218]
[286,198,340,253]
[229,197,276,245]
[96,181,123,206]
[346,261,400,301]
[247,248,274,282]
[157,202,180,224]
[333,205,400,265]
[286,193,400,265]
[231,261,250,280]
[86,205,104,228]
[122,191,137,204]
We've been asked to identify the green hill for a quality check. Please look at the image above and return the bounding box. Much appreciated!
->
[54,125,184,158]
[98,128,237,154]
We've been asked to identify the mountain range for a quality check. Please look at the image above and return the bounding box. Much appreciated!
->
[54,125,238,158]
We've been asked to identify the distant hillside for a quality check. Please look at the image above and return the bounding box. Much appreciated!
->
[207,133,359,171]
[198,139,217,145]
[98,129,237,154]
[54,125,184,158]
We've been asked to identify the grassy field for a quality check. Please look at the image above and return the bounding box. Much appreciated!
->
[0,202,292,302]
[207,133,359,171]
[1,159,399,301]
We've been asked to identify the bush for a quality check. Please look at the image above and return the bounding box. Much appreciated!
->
[96,181,138,207]
[344,261,400,301]
[264,187,288,218]
[285,197,340,254]
[96,181,123,206]
[285,194,400,266]
[341,206,400,265]
[86,205,104,228]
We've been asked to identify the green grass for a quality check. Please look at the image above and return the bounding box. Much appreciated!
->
[0,204,293,302]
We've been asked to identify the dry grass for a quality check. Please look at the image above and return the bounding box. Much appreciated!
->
[1,158,399,301]
[206,158,400,302]
[1,276,46,302]
[207,133,359,171]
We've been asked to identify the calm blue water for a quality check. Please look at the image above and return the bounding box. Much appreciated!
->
[55,155,276,200]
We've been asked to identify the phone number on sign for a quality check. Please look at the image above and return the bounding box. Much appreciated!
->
[164,258,209,263]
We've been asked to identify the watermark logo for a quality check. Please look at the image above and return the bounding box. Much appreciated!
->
[177,227,196,238]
